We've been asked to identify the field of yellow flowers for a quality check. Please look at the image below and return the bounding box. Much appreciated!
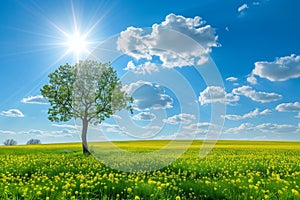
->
[0,140,300,199]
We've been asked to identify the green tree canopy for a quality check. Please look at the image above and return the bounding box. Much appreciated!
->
[41,60,132,154]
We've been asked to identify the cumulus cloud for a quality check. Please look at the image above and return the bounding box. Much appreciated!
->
[252,54,300,81]
[223,108,271,121]
[124,61,159,74]
[276,102,300,117]
[225,123,255,134]
[199,86,239,105]
[124,81,173,110]
[1,109,24,118]
[238,3,249,12]
[276,102,300,112]
[225,123,299,134]
[226,77,238,82]
[163,113,196,125]
[132,112,156,121]
[232,85,282,103]
[256,123,299,133]
[247,75,257,85]
[117,13,218,67]
[21,95,48,104]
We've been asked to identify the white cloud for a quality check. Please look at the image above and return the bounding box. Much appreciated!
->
[117,13,218,67]
[226,77,238,82]
[260,109,272,115]
[238,3,249,12]
[37,131,74,138]
[276,102,300,117]
[0,130,16,135]
[21,95,48,104]
[183,122,216,134]
[20,129,76,138]
[163,113,196,125]
[225,123,299,134]
[132,112,156,121]
[101,122,161,138]
[276,102,300,112]
[123,81,173,110]
[101,123,124,133]
[223,108,271,121]
[252,54,300,81]
[253,2,260,6]
[247,75,257,85]
[172,122,219,139]
[0,128,77,139]
[112,114,122,120]
[256,123,298,133]
[122,80,147,94]
[232,85,282,103]
[1,109,24,118]
[225,123,255,134]
[52,124,78,129]
[199,86,239,105]
[124,61,159,74]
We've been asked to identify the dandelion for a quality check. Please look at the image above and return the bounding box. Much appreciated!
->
[134,196,140,200]
[292,189,299,196]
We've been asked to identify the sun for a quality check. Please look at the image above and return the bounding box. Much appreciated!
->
[41,1,105,64]
[65,31,89,60]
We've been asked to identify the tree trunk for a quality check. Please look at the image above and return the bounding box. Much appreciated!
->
[82,118,90,155]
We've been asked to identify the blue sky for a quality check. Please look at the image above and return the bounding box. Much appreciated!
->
[1,0,300,144]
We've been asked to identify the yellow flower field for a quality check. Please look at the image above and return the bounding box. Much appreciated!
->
[0,140,300,199]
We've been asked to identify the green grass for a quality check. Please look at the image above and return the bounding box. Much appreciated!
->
[0,140,300,199]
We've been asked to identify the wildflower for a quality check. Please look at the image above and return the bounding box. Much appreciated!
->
[134,196,140,200]
[176,196,181,200]
[292,189,299,196]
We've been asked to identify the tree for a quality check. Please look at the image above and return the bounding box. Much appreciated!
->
[26,139,41,145]
[3,139,17,146]
[41,60,133,154]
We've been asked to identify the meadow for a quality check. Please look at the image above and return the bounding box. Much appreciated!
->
[0,140,300,200]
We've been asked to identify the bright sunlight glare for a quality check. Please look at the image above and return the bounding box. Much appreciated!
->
[65,31,90,60]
